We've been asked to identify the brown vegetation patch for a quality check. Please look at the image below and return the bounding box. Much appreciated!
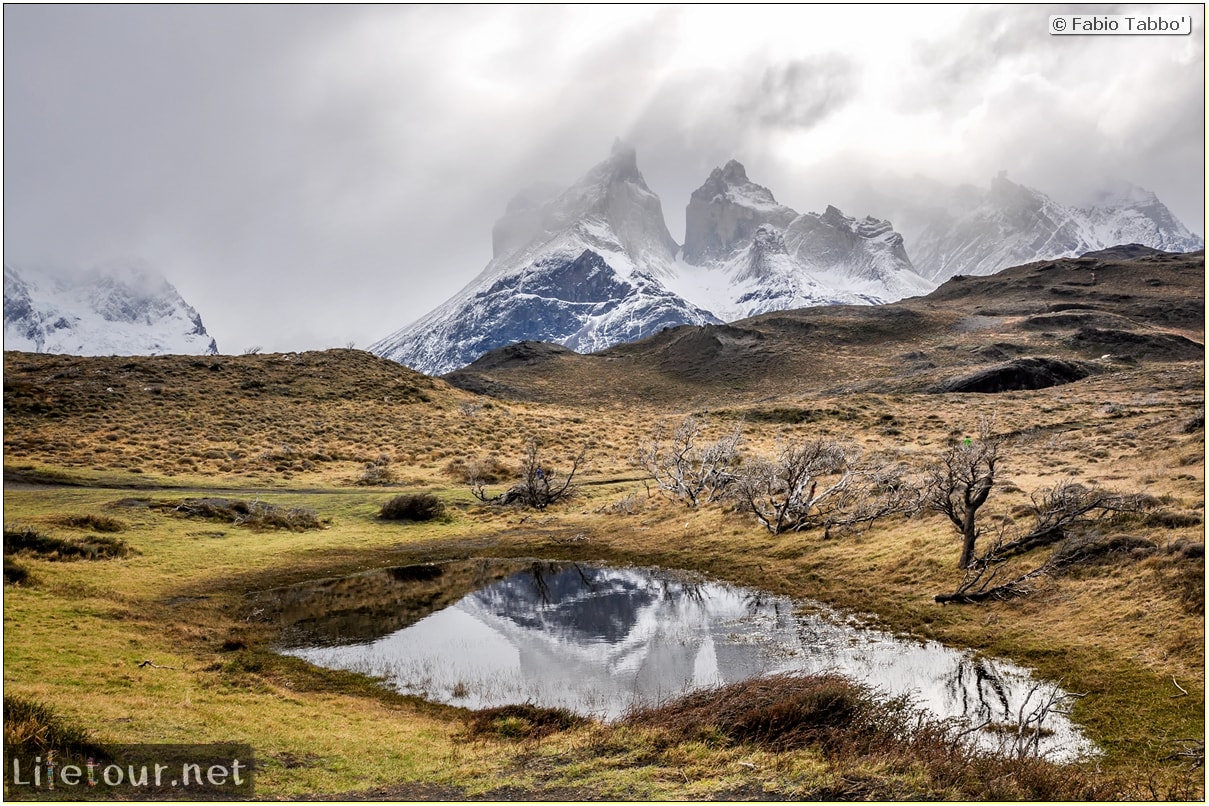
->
[4,526,132,561]
[621,672,1112,800]
[48,513,127,532]
[622,672,922,754]
[463,703,589,741]
[150,498,324,531]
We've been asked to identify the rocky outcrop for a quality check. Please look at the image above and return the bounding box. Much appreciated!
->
[931,357,1094,394]
[683,160,797,263]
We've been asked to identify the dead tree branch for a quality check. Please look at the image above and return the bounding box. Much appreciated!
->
[635,416,741,507]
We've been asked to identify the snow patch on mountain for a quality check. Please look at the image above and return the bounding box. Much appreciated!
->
[4,262,218,356]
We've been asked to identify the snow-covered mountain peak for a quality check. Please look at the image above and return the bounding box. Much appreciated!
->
[371,143,714,375]
[1073,181,1202,255]
[488,143,678,274]
[373,146,1199,377]
[4,262,218,356]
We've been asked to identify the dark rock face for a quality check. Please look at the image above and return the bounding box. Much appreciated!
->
[932,357,1094,394]
[682,161,797,264]
[1080,244,1171,260]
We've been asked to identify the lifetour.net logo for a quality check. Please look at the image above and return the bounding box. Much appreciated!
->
[5,744,254,799]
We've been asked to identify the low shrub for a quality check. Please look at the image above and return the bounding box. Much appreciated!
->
[379,493,445,522]
[1144,509,1203,529]
[1052,534,1157,567]
[4,557,29,584]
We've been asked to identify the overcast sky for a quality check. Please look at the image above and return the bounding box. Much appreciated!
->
[5,4,1204,354]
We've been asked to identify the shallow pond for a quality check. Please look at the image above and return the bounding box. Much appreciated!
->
[260,559,1096,761]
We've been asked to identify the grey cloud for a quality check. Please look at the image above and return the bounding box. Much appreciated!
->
[4,5,1203,355]
[739,56,859,130]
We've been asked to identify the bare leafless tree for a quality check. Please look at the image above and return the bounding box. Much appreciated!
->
[636,416,742,507]
[472,439,585,510]
[731,439,918,535]
[924,419,1004,569]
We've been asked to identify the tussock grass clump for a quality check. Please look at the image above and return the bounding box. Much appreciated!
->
[152,498,323,531]
[356,458,396,486]
[4,557,29,584]
[623,673,925,754]
[1144,509,1203,529]
[3,696,100,757]
[444,455,512,484]
[379,493,446,522]
[50,513,127,532]
[1053,534,1157,567]
[3,527,131,561]
[464,704,588,741]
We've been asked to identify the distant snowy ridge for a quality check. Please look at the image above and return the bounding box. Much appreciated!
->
[4,262,218,356]
[908,174,1203,283]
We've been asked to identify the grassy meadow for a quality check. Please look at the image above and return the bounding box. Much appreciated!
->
[2,344,1204,800]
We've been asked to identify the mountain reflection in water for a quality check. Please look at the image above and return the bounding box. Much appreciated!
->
[277,562,1096,761]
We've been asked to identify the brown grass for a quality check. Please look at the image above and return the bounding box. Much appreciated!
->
[3,526,132,561]
[619,673,1120,800]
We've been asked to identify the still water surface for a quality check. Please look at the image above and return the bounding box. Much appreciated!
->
[266,560,1096,760]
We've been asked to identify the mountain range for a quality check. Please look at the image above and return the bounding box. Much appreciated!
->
[3,262,218,356]
[443,245,1204,408]
[3,145,1199,370]
[372,143,1202,375]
